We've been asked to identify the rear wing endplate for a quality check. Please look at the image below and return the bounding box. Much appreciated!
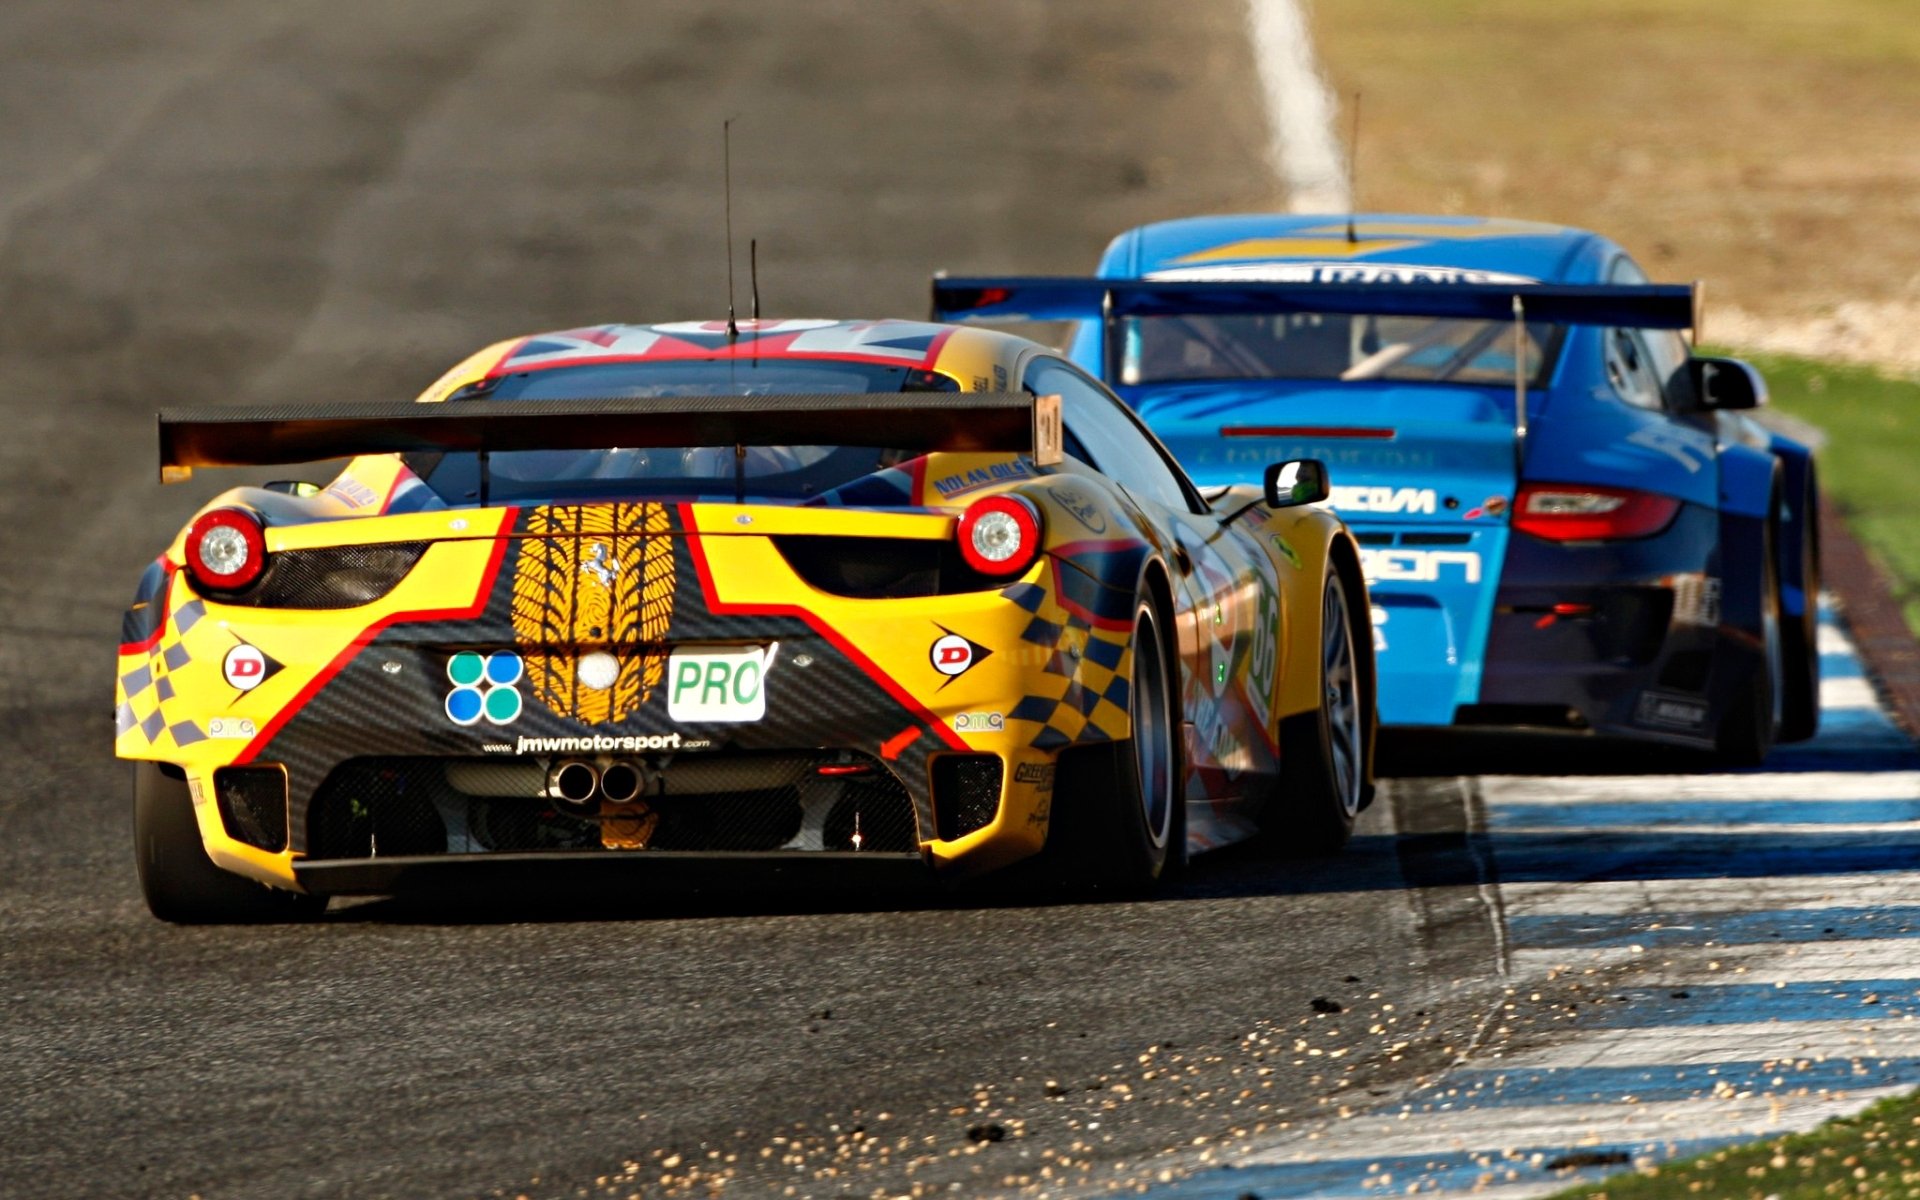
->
[158,391,1063,484]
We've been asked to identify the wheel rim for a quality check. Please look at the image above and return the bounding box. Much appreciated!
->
[1322,575,1364,818]
[1131,607,1174,849]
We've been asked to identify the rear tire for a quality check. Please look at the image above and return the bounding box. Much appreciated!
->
[1778,477,1822,743]
[1050,598,1181,892]
[1264,569,1368,854]
[133,762,326,924]
[1714,514,1783,768]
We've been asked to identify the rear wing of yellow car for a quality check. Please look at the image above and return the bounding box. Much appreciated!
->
[156,391,1064,484]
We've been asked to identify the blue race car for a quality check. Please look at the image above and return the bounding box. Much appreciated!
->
[934,214,1818,764]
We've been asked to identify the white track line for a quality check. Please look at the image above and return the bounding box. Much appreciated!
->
[1244,0,1348,213]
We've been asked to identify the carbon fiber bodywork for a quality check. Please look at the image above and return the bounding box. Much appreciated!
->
[258,506,957,857]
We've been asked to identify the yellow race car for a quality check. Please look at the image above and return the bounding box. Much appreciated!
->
[117,318,1376,921]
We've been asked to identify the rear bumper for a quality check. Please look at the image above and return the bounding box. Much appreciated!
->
[1472,503,1739,746]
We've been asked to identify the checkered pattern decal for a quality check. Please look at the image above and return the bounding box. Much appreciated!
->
[115,587,213,750]
[1002,580,1132,751]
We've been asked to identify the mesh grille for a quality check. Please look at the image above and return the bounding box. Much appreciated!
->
[931,754,1003,840]
[214,767,289,851]
[306,753,918,859]
[247,543,429,609]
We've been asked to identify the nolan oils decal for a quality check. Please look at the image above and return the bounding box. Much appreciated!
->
[666,644,775,723]
[930,457,1036,501]
[1361,548,1482,585]
[1328,485,1437,515]
[511,503,675,723]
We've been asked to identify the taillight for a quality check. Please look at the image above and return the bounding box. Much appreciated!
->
[185,507,268,591]
[956,495,1042,576]
[1514,484,1680,541]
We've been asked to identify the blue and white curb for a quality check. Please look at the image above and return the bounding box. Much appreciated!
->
[1150,600,1920,1198]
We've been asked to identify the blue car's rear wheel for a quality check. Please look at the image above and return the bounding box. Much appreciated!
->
[1714,514,1783,767]
[1778,474,1822,744]
[133,762,326,924]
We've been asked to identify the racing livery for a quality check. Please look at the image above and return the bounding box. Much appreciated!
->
[934,214,1820,762]
[118,318,1375,921]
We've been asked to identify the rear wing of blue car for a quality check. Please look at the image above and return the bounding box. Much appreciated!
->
[932,274,1701,470]
[931,275,1699,331]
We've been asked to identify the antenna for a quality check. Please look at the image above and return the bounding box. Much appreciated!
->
[1345,91,1362,244]
[724,117,738,341]
[750,238,761,322]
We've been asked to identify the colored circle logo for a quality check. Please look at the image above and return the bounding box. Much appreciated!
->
[445,650,523,727]
[446,686,484,726]
[448,651,485,687]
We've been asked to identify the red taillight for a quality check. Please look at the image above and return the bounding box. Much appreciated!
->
[957,495,1043,577]
[185,507,267,591]
[1513,484,1680,542]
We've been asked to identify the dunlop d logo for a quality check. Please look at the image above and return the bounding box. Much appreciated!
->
[511,504,676,723]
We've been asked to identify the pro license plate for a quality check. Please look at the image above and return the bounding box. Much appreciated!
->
[666,644,776,723]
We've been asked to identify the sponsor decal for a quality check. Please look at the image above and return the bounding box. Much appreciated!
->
[930,457,1036,500]
[929,627,992,683]
[1667,573,1723,627]
[446,650,524,726]
[1328,485,1438,515]
[323,477,381,509]
[1051,485,1108,534]
[1013,762,1055,788]
[222,644,268,692]
[480,743,514,754]
[517,732,685,754]
[1635,691,1708,731]
[511,503,676,724]
[1462,495,1509,521]
[1149,262,1539,286]
[1361,548,1482,585]
[1370,605,1390,653]
[952,711,1005,733]
[1244,578,1279,729]
[206,716,256,740]
[666,644,775,723]
[1269,533,1303,569]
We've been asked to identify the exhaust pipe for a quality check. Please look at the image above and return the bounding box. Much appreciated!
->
[598,759,651,805]
[548,759,600,808]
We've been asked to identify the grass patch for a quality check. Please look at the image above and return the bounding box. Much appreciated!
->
[1745,352,1920,636]
[1543,1089,1920,1198]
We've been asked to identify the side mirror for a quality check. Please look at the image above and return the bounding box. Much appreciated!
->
[1688,356,1768,411]
[1263,459,1330,508]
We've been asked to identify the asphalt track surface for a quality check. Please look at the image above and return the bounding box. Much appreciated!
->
[0,6,1905,1200]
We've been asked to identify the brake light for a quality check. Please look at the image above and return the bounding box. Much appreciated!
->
[185,508,268,591]
[1514,484,1680,541]
[957,495,1043,577]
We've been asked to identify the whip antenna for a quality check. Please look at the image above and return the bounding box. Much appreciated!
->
[724,117,738,341]
[1345,91,1362,244]
[750,238,760,322]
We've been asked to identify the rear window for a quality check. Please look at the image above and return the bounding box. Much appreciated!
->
[1120,313,1562,387]
[411,358,956,505]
